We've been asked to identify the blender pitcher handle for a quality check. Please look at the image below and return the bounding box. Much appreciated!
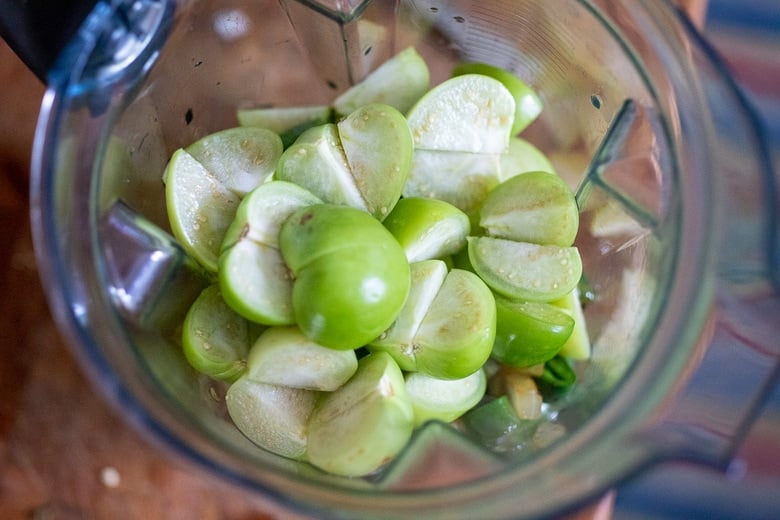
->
[0,0,99,81]
[649,292,780,468]
[644,19,780,468]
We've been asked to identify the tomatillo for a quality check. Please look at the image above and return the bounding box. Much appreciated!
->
[492,297,575,368]
[280,204,410,350]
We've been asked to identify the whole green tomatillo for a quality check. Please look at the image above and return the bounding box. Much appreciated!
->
[280,204,411,350]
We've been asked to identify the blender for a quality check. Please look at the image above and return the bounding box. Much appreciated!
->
[1,0,779,518]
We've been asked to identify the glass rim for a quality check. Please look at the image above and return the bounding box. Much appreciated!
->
[28,0,766,517]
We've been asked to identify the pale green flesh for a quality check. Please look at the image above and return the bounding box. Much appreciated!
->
[246,326,358,391]
[479,171,580,247]
[333,46,430,117]
[186,127,283,197]
[218,240,295,325]
[405,369,487,427]
[337,103,413,219]
[306,353,414,476]
[452,62,543,135]
[182,284,253,382]
[237,105,333,133]
[552,288,592,360]
[403,149,500,220]
[382,197,470,263]
[220,180,322,251]
[275,124,368,211]
[164,148,241,272]
[499,137,556,182]
[226,376,317,460]
[369,259,449,370]
[237,105,333,147]
[414,269,496,379]
[218,181,320,327]
[468,236,582,302]
[406,74,515,154]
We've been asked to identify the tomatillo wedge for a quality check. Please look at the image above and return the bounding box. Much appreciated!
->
[369,259,449,371]
[182,284,255,382]
[413,268,496,379]
[219,181,321,325]
[306,352,414,476]
[406,74,515,154]
[480,171,580,247]
[225,375,317,460]
[333,46,430,117]
[185,126,283,197]
[382,197,470,262]
[275,124,368,211]
[498,136,556,182]
[164,148,241,272]
[237,105,333,148]
[245,326,358,391]
[337,103,413,220]
[552,288,592,360]
[404,149,500,222]
[220,180,322,251]
[492,297,575,368]
[468,236,582,302]
[405,369,487,427]
[219,241,295,325]
[460,395,524,445]
[280,204,410,350]
[452,62,543,135]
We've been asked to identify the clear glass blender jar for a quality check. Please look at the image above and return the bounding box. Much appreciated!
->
[23,0,780,518]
